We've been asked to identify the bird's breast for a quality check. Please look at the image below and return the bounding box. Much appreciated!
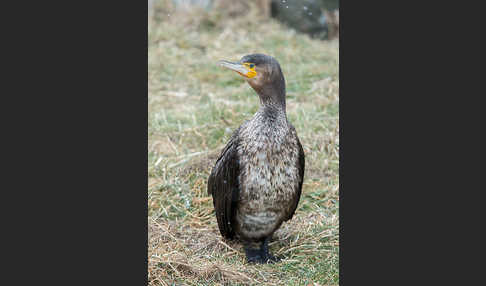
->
[235,124,300,240]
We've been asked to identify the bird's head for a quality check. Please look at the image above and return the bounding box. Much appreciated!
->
[218,54,286,107]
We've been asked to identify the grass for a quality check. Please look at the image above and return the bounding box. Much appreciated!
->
[148,3,339,285]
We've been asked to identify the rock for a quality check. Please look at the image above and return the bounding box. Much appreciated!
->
[318,0,339,11]
[271,0,339,40]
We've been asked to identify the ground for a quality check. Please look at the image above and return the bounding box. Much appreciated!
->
[148,4,339,285]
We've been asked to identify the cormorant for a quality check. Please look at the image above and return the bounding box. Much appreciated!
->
[208,54,305,264]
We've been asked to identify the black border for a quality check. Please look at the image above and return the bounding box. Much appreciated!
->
[339,0,480,284]
[6,1,148,285]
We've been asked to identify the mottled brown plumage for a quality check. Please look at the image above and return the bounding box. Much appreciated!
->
[208,54,305,263]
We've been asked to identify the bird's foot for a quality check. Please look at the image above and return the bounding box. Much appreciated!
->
[244,248,281,264]
[245,247,265,264]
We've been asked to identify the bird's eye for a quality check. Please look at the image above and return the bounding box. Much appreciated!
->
[249,64,255,68]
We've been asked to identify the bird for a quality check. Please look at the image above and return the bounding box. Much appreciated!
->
[208,53,305,264]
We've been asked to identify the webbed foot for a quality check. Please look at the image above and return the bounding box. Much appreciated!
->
[244,237,282,264]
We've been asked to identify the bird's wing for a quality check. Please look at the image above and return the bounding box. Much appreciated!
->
[286,127,305,221]
[208,132,240,239]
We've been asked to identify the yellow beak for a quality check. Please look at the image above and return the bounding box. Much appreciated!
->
[218,60,257,78]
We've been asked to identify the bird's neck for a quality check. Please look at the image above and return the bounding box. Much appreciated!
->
[253,75,287,121]
[258,84,286,112]
[260,98,285,111]
[259,100,287,123]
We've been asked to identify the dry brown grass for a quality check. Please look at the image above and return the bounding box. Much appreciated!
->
[148,1,339,285]
[148,199,338,285]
